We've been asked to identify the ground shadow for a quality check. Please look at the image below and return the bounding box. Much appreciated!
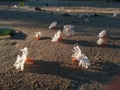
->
[107,44,120,49]
[62,39,97,47]
[10,31,27,40]
[62,39,120,49]
[98,44,120,49]
[109,36,120,40]
[40,37,51,40]
[61,39,79,45]
[0,8,120,30]
[79,40,97,47]
[25,60,120,89]
[108,32,120,36]
[92,61,120,82]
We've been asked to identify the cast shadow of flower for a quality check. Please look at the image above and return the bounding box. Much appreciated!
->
[61,39,97,47]
[62,39,120,49]
[10,31,27,40]
[25,60,120,87]
[40,37,51,40]
[109,36,120,40]
[106,44,120,49]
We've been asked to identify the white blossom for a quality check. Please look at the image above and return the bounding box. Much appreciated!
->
[13,5,18,8]
[67,10,71,12]
[57,8,60,12]
[98,30,107,38]
[49,21,57,29]
[34,31,42,40]
[14,55,23,71]
[51,30,61,42]
[113,13,117,17]
[97,38,107,46]
[14,47,28,71]
[63,25,74,36]
[78,54,90,69]
[72,46,90,68]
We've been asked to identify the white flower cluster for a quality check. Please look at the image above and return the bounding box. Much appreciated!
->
[72,46,90,68]
[51,30,62,42]
[63,25,74,36]
[49,22,57,29]
[34,31,42,40]
[14,47,28,71]
[97,30,108,46]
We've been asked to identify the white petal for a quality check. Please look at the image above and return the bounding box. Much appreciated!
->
[98,30,106,38]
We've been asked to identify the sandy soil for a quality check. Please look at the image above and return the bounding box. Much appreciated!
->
[0,1,120,90]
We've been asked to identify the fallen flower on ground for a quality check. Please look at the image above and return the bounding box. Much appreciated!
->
[71,46,90,68]
[63,25,74,36]
[98,30,107,38]
[49,21,57,29]
[34,31,42,40]
[97,37,107,46]
[97,30,108,46]
[14,47,34,71]
[51,30,62,42]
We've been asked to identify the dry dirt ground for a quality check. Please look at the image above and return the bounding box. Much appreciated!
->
[0,1,120,90]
